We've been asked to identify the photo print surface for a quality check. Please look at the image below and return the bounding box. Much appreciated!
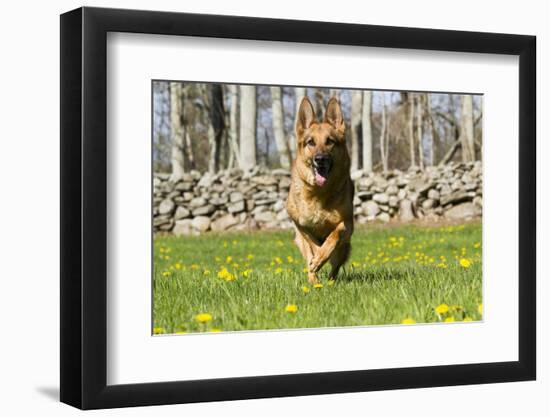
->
[152,81,483,335]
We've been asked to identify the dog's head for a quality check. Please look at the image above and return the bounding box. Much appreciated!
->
[295,96,347,187]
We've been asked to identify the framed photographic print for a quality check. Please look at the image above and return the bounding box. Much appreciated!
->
[60,6,536,409]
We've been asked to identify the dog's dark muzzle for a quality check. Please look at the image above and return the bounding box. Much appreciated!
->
[312,154,332,186]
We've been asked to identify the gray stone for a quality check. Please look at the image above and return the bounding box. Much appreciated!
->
[399,199,415,222]
[191,216,211,232]
[254,211,276,223]
[192,204,215,216]
[210,214,239,232]
[227,200,246,214]
[174,206,190,220]
[444,202,481,220]
[422,199,435,210]
[251,175,278,186]
[159,199,175,215]
[386,185,399,196]
[440,191,470,206]
[373,193,389,204]
[175,182,193,192]
[189,197,207,208]
[362,200,380,217]
[389,196,399,208]
[377,212,390,223]
[272,200,285,212]
[229,191,244,203]
[428,189,440,200]
[173,219,193,236]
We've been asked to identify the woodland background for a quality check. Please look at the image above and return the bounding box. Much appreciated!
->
[153,81,483,178]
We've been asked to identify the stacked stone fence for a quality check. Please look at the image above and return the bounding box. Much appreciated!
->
[154,161,482,236]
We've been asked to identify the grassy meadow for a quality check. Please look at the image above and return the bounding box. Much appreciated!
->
[153,222,482,334]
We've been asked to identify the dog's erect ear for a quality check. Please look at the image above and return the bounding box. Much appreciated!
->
[324,97,345,134]
[296,97,316,137]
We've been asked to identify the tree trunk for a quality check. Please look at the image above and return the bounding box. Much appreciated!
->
[362,91,373,173]
[425,93,438,166]
[206,84,225,173]
[227,84,240,169]
[314,88,325,120]
[169,82,185,181]
[270,86,291,169]
[239,85,257,171]
[379,98,389,173]
[407,93,416,169]
[416,94,424,171]
[460,95,475,162]
[350,90,362,171]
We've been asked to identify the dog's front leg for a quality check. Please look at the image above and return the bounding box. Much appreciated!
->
[309,221,350,273]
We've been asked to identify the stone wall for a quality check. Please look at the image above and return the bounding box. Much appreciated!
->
[154,161,482,235]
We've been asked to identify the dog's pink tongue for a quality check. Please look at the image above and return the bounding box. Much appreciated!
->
[315,173,327,187]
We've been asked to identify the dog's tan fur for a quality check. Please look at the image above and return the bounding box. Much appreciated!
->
[286,97,354,284]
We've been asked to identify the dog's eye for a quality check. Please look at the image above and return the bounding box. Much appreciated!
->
[326,138,336,146]
[306,139,315,147]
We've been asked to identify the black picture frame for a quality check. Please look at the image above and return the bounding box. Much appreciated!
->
[60,6,536,410]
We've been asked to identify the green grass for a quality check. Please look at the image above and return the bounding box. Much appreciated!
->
[153,222,482,334]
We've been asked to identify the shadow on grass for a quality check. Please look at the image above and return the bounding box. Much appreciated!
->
[337,268,412,283]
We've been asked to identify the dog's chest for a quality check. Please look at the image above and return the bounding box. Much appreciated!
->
[297,199,342,238]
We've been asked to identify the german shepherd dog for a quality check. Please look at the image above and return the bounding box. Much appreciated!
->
[286,96,354,284]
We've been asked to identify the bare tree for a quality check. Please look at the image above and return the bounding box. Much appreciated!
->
[407,93,416,169]
[169,82,186,181]
[314,88,325,120]
[379,96,389,173]
[203,84,225,173]
[239,85,257,171]
[362,90,373,173]
[416,94,424,171]
[424,93,439,166]
[350,90,362,171]
[460,95,475,162]
[270,86,291,169]
[226,84,240,169]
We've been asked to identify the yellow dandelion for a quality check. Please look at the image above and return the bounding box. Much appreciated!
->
[478,303,483,315]
[463,317,473,322]
[247,254,254,260]
[351,261,361,268]
[242,269,253,277]
[435,304,450,314]
[190,264,200,270]
[459,258,472,268]
[444,317,455,323]
[401,318,416,325]
[313,283,323,289]
[153,327,165,334]
[302,286,310,293]
[275,267,283,274]
[327,279,335,286]
[287,256,294,263]
[474,242,481,249]
[195,313,213,323]
[209,328,222,333]
[175,331,187,335]
[274,256,283,264]
[285,304,298,313]
[162,271,171,277]
[174,262,182,270]
[226,256,233,264]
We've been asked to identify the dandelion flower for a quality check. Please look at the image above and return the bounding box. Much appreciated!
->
[226,256,233,264]
[401,318,416,325]
[153,327,165,334]
[313,283,323,289]
[478,303,483,315]
[463,317,473,322]
[275,267,283,274]
[162,271,171,277]
[435,304,450,314]
[174,262,182,270]
[247,254,254,260]
[459,258,472,268]
[209,328,222,333]
[195,313,213,323]
[285,304,298,313]
[444,317,455,323]
[302,286,310,294]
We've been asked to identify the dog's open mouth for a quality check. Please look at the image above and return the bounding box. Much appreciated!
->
[312,159,332,187]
